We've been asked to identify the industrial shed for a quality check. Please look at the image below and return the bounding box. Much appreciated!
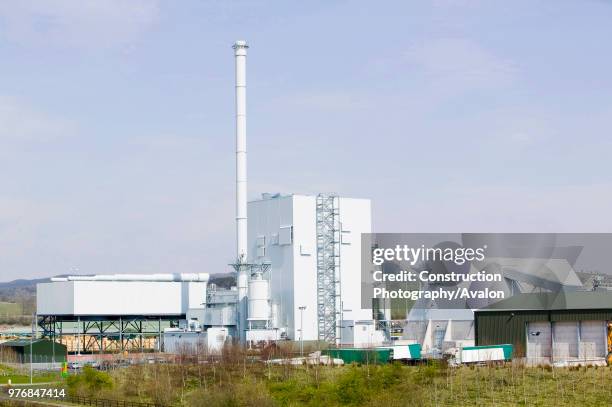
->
[0,339,67,363]
[475,291,612,365]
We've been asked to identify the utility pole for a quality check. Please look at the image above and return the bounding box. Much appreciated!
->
[52,332,55,368]
[30,312,35,384]
[299,306,306,356]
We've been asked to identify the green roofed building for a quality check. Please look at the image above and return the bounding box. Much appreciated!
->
[0,339,67,363]
[474,291,612,365]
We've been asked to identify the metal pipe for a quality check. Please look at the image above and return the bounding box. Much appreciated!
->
[30,313,34,384]
[119,316,123,353]
[77,316,80,356]
[65,273,209,282]
[299,306,306,356]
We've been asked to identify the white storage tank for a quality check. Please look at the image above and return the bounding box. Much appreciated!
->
[247,273,270,322]
[162,327,228,354]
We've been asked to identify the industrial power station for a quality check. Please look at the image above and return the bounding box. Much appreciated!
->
[33,41,612,367]
[35,41,381,352]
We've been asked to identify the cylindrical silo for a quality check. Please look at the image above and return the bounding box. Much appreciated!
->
[247,274,271,323]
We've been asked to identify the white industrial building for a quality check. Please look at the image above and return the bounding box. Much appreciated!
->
[247,193,373,342]
[37,274,208,317]
[36,274,212,353]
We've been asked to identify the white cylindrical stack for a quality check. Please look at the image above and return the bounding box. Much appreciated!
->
[233,40,248,261]
[247,274,270,321]
[233,40,249,343]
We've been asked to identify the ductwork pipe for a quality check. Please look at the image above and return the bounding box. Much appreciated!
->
[64,273,209,282]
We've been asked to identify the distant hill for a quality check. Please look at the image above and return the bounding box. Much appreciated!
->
[0,277,49,317]
[0,274,77,296]
[0,277,51,290]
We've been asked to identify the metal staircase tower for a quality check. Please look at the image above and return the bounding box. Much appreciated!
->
[316,194,342,343]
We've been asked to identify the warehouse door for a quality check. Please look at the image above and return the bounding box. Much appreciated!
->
[526,321,551,363]
[579,321,606,359]
[552,322,578,361]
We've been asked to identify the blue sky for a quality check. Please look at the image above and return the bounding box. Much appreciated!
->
[1,0,611,280]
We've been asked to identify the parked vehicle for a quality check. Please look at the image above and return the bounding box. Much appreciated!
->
[448,344,513,366]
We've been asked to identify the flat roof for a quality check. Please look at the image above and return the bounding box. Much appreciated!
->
[477,290,612,312]
[248,193,371,203]
[0,339,49,347]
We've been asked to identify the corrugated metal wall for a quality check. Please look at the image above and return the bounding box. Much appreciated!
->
[475,311,549,356]
[475,309,612,357]
[553,321,579,359]
[526,321,551,361]
[579,321,607,358]
[550,310,612,322]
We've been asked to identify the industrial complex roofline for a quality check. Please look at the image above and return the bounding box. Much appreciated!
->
[50,273,209,282]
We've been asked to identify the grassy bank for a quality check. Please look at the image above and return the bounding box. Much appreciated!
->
[0,301,31,326]
[61,358,612,406]
[0,364,60,385]
[0,303,21,315]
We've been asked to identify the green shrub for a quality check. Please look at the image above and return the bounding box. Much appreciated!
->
[66,366,113,397]
[268,379,300,405]
[413,363,442,385]
[376,362,404,388]
[336,367,368,405]
[189,378,274,407]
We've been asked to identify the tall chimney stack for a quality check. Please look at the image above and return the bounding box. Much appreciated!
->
[233,40,248,262]
[233,40,249,344]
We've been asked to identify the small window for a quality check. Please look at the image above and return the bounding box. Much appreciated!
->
[256,236,266,247]
[279,226,293,245]
[300,245,311,256]
[341,230,351,245]
[257,246,266,257]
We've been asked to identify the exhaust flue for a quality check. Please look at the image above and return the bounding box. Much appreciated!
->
[234,40,248,262]
[233,40,249,344]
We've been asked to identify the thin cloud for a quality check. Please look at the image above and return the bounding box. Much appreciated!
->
[380,183,612,233]
[403,38,519,89]
[274,90,371,111]
[0,96,78,142]
[0,0,160,49]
